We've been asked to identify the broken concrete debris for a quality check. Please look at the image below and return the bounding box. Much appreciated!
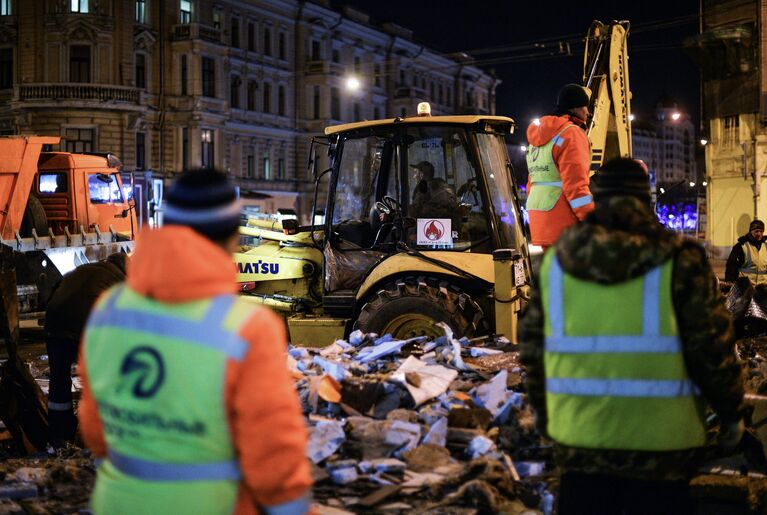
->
[297,328,553,513]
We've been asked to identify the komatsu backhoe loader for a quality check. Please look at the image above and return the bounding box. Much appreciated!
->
[234,20,632,346]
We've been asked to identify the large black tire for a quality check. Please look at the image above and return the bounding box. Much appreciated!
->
[354,276,486,339]
[20,196,48,237]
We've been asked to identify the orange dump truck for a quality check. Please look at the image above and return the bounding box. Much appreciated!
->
[0,136,135,320]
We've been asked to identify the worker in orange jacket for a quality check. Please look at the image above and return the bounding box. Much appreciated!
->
[526,84,595,249]
[78,170,312,514]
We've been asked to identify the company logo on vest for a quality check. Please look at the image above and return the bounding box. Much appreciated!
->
[119,346,165,398]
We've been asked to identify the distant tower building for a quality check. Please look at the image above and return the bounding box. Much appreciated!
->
[631,99,697,188]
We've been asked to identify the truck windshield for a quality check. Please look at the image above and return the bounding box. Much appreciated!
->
[88,173,124,204]
[475,133,527,251]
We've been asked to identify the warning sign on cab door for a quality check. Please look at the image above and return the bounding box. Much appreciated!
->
[416,218,452,247]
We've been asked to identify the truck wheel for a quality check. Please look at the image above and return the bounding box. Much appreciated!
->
[20,196,48,237]
[354,276,486,340]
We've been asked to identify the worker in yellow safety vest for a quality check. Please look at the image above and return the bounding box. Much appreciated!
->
[78,170,313,515]
[520,157,745,514]
[725,219,767,285]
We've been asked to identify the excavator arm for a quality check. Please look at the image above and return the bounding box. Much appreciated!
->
[583,20,633,174]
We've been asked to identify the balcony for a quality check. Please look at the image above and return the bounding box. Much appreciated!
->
[304,61,344,76]
[172,23,221,44]
[394,86,427,99]
[16,83,141,104]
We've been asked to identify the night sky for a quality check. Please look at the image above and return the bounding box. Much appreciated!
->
[339,1,701,143]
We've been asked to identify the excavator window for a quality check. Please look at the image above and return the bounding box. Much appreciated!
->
[404,126,489,252]
[39,172,68,194]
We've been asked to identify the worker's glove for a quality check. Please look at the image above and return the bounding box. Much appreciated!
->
[717,419,745,451]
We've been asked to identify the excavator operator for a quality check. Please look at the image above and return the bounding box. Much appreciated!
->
[526,84,595,250]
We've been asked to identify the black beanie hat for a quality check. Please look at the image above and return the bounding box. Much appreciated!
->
[750,220,765,232]
[164,169,241,240]
[556,84,590,113]
[591,157,651,202]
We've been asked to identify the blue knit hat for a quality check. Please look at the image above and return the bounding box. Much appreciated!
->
[164,170,241,239]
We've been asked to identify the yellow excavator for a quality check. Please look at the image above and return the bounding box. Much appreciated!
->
[234,20,632,347]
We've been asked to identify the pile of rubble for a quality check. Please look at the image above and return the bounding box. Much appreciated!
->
[294,325,554,514]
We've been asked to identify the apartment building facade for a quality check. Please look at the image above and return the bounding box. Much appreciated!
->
[0,0,498,221]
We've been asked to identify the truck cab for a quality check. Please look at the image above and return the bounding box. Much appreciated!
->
[32,152,135,239]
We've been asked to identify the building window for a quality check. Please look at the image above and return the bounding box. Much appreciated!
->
[212,7,221,30]
[247,81,257,111]
[278,86,285,116]
[0,48,12,89]
[231,17,239,48]
[263,83,271,113]
[247,22,255,52]
[330,87,340,120]
[277,157,285,179]
[201,56,215,97]
[230,74,240,109]
[136,132,146,170]
[374,63,381,87]
[373,106,380,119]
[182,127,189,171]
[278,33,286,60]
[312,40,321,61]
[722,116,739,148]
[1,0,11,15]
[135,0,146,23]
[246,147,254,178]
[354,56,360,73]
[263,27,271,56]
[263,154,271,180]
[312,85,320,119]
[69,45,90,83]
[331,48,339,63]
[71,0,88,13]
[201,129,214,169]
[353,103,360,121]
[180,54,188,95]
[65,128,94,153]
[179,0,191,24]
[135,53,146,89]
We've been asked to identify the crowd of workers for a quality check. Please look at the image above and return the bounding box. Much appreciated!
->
[38,84,750,515]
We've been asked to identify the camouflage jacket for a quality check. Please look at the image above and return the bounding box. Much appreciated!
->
[519,195,746,480]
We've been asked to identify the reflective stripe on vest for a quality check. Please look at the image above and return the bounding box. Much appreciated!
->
[525,125,575,212]
[108,449,242,481]
[739,241,767,284]
[90,287,248,361]
[542,252,706,451]
[48,400,73,411]
[546,256,699,397]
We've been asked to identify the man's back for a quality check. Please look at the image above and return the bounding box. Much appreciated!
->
[45,259,125,340]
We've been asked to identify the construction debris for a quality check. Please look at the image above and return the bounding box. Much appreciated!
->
[295,328,553,513]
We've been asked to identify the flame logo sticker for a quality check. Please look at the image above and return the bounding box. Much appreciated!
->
[424,220,444,241]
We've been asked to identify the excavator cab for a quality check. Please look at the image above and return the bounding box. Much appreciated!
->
[316,114,531,339]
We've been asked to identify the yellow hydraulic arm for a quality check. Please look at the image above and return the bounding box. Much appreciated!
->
[583,20,633,174]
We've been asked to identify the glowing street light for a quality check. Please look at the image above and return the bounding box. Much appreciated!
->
[671,112,681,121]
[345,76,360,91]
[702,180,708,187]
[700,138,708,146]
[689,181,696,187]
[659,187,666,194]
[532,118,541,126]
[628,114,635,121]
[520,145,527,152]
